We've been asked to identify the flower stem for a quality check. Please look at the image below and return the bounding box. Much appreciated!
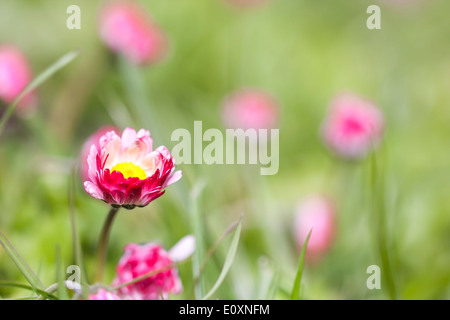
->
[370,152,397,299]
[96,206,120,283]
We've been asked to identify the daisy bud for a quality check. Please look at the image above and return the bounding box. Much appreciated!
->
[98,0,168,66]
[294,195,336,263]
[222,88,279,131]
[0,45,37,116]
[321,93,384,159]
[83,127,182,209]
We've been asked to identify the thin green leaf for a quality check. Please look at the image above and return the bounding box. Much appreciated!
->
[370,151,397,300]
[291,228,312,300]
[69,163,90,298]
[0,50,79,137]
[55,246,69,300]
[0,281,57,300]
[265,272,280,300]
[202,217,242,300]
[193,217,242,291]
[0,231,45,291]
[12,296,40,300]
[190,180,207,299]
[255,259,278,300]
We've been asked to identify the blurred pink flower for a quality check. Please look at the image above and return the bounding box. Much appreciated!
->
[294,195,336,263]
[80,125,120,182]
[89,288,121,300]
[321,93,384,159]
[112,242,186,300]
[222,89,279,131]
[0,45,37,116]
[98,0,168,65]
[83,127,182,209]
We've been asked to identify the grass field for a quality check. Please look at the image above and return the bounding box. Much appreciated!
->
[0,0,449,300]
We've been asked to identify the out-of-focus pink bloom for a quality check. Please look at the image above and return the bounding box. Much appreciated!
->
[224,0,269,8]
[98,0,168,65]
[321,93,384,159]
[80,125,120,182]
[89,288,121,300]
[83,127,182,209]
[294,195,336,263]
[222,89,279,131]
[0,45,37,115]
[112,243,182,300]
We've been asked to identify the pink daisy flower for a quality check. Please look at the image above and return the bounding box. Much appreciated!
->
[98,0,168,65]
[321,93,384,159]
[294,195,336,263]
[83,127,182,209]
[222,88,279,131]
[113,236,195,300]
[0,45,37,116]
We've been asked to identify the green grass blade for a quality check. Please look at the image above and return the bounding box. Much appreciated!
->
[190,181,206,299]
[266,272,280,300]
[0,231,45,291]
[202,217,242,300]
[55,245,69,300]
[69,163,90,298]
[370,151,397,300]
[0,50,79,137]
[291,228,312,300]
[192,216,242,295]
[0,282,57,300]
[255,260,278,300]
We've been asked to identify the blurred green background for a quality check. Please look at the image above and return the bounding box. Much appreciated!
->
[0,0,449,299]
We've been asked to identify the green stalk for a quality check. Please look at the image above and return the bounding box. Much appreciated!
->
[190,181,206,299]
[95,206,120,283]
[291,229,312,300]
[370,152,397,300]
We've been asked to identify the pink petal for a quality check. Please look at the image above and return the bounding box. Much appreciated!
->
[162,170,182,188]
[84,181,103,200]
[103,136,121,168]
[121,127,138,150]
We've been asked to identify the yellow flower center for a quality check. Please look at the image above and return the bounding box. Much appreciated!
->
[111,162,147,180]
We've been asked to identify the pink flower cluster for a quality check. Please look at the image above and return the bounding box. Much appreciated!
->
[112,243,182,300]
[89,236,195,300]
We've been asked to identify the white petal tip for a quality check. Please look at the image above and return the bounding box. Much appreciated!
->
[169,235,195,262]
